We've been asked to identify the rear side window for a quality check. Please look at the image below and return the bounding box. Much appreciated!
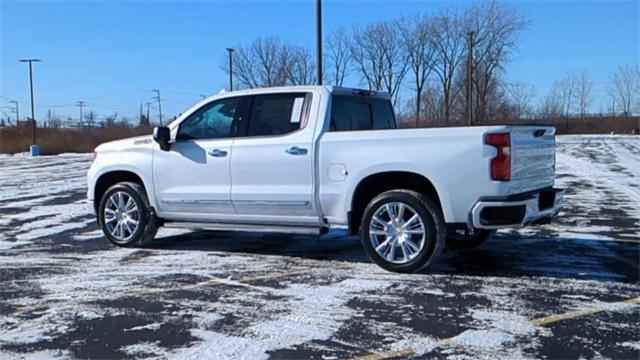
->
[247,93,308,137]
[330,95,396,131]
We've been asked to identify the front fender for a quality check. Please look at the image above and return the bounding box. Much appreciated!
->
[87,147,156,210]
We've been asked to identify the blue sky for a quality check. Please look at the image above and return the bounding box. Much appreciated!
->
[1,0,638,122]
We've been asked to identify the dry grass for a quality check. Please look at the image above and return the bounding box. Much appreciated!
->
[401,115,640,135]
[0,126,153,155]
[1,115,638,155]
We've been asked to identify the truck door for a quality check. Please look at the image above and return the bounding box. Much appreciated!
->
[230,92,317,218]
[152,96,242,218]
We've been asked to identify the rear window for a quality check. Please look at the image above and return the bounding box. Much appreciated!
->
[330,95,396,131]
[247,93,308,137]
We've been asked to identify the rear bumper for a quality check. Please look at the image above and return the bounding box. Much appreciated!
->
[470,188,564,229]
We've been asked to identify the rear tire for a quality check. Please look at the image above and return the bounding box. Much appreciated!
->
[360,190,445,273]
[99,182,158,247]
[446,228,494,249]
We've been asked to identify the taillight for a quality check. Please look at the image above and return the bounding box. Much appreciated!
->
[485,132,511,181]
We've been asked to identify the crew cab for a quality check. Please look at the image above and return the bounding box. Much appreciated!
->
[87,85,563,273]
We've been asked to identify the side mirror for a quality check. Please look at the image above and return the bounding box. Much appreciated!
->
[153,126,171,151]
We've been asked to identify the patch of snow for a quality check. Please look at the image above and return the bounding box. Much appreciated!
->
[453,329,514,348]
[126,322,163,332]
[620,341,640,350]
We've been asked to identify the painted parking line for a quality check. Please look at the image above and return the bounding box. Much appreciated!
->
[350,349,416,360]
[349,296,640,360]
[531,296,640,326]
[12,268,312,314]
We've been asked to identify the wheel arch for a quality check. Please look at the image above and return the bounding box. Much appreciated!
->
[93,170,151,216]
[348,171,445,235]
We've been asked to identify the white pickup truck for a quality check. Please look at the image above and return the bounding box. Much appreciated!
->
[88,85,563,273]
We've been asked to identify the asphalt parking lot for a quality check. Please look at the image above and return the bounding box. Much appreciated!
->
[1,135,639,359]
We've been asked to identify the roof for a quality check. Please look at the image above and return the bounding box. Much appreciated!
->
[209,85,391,99]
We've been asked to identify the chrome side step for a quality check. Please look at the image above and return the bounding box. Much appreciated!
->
[163,221,328,235]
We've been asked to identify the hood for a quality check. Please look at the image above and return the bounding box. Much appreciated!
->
[95,135,154,152]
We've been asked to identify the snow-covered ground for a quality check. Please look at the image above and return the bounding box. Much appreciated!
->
[0,135,638,359]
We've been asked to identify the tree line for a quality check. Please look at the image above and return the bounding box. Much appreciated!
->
[224,0,639,126]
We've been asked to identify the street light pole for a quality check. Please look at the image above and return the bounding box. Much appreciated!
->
[316,0,323,85]
[226,48,234,91]
[19,59,41,145]
[466,32,474,126]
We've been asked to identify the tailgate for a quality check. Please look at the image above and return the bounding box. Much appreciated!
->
[510,126,556,193]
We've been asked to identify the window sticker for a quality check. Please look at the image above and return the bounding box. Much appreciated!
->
[290,97,304,123]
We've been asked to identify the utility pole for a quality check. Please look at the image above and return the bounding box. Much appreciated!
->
[226,48,234,91]
[612,101,616,134]
[76,101,86,127]
[152,89,163,126]
[316,0,323,85]
[146,102,151,124]
[466,31,474,126]
[9,101,19,123]
[19,59,41,145]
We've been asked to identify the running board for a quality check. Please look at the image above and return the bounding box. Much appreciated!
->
[163,221,328,235]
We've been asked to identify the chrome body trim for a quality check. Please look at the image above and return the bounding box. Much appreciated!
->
[164,221,326,235]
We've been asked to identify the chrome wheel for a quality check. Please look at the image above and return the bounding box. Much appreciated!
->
[369,201,426,264]
[103,191,140,244]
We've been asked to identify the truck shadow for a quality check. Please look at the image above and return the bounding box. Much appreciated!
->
[148,228,640,284]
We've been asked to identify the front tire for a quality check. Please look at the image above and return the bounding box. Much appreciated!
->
[99,182,158,247]
[360,190,445,273]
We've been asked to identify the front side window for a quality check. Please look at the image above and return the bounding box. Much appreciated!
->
[177,97,239,140]
[247,93,307,137]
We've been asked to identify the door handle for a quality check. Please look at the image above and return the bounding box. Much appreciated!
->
[209,149,228,157]
[286,146,308,155]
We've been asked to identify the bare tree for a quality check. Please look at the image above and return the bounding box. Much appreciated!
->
[253,37,290,87]
[538,91,562,119]
[230,44,260,89]
[325,27,350,86]
[104,112,118,127]
[350,20,409,105]
[431,11,466,122]
[226,38,316,88]
[549,74,577,118]
[507,81,535,119]
[227,38,288,88]
[609,64,640,116]
[85,111,97,128]
[465,0,529,122]
[419,82,446,122]
[399,14,436,126]
[288,47,316,85]
[574,70,592,118]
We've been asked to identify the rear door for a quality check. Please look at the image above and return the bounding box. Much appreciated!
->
[230,92,317,218]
